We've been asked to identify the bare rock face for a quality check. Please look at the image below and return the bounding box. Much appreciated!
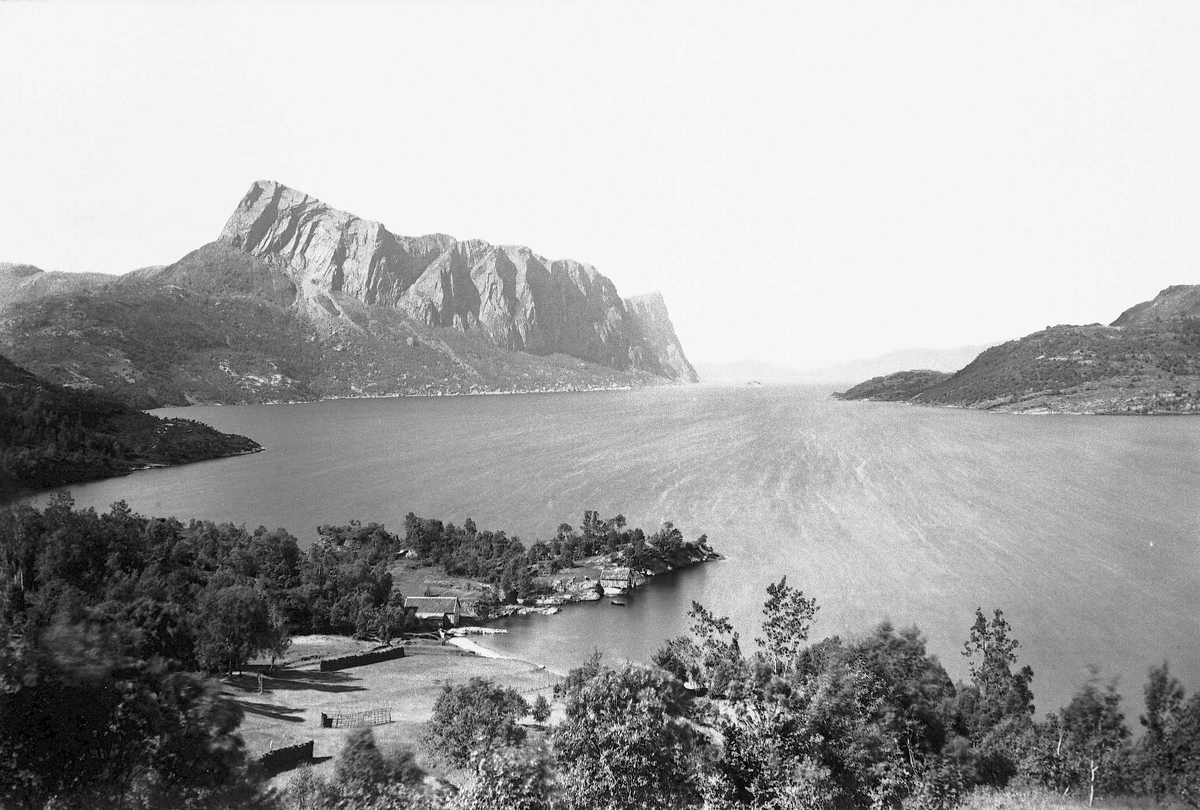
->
[218,180,696,381]
[624,292,699,383]
[219,180,454,309]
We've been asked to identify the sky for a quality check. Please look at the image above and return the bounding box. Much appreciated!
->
[2,0,1198,370]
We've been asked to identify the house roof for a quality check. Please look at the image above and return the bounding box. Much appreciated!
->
[600,567,631,580]
[404,596,461,613]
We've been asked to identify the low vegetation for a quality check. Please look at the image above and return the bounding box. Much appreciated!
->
[835,369,952,402]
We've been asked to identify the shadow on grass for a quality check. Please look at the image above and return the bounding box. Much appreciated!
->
[228,670,368,694]
[234,698,307,722]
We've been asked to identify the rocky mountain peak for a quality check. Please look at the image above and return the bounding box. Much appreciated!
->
[216,180,697,382]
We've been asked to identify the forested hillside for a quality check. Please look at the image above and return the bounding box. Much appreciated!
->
[0,354,259,501]
[838,286,1200,413]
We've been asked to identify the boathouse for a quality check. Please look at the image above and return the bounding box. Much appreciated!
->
[599,567,632,594]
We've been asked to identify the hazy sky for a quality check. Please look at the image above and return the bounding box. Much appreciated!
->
[3,1,1198,369]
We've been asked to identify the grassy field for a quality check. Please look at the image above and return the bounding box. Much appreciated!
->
[228,637,561,785]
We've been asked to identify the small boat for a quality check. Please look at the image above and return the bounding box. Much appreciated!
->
[610,599,626,606]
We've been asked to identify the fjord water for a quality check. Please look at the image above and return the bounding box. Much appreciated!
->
[52,385,1200,713]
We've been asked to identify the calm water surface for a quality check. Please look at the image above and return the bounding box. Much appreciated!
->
[48,384,1200,713]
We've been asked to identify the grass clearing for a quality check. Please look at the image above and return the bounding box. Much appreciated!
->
[228,638,561,786]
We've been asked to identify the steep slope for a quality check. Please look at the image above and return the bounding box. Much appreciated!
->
[217,180,693,380]
[1112,284,1200,326]
[0,354,260,502]
[0,181,696,407]
[624,292,699,383]
[837,286,1200,414]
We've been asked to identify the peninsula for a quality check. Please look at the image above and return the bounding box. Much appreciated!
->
[837,285,1200,414]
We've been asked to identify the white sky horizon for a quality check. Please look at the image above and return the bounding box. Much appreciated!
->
[3,0,1198,369]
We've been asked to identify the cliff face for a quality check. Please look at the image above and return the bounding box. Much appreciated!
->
[624,292,699,383]
[0,181,696,407]
[218,180,695,381]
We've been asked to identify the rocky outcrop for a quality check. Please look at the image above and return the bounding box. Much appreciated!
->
[1112,285,1200,326]
[218,180,453,307]
[217,180,696,381]
[624,292,699,383]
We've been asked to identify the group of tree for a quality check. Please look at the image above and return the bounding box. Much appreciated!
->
[402,510,710,603]
[1,495,415,679]
[329,577,1200,810]
[6,497,1198,809]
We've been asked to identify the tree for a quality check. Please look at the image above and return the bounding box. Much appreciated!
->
[0,621,255,809]
[335,727,387,794]
[702,698,833,809]
[687,600,744,695]
[756,576,818,674]
[554,663,698,810]
[956,607,1036,784]
[455,747,553,810]
[1135,663,1200,804]
[1058,670,1130,804]
[195,585,273,675]
[426,678,530,766]
[531,693,551,726]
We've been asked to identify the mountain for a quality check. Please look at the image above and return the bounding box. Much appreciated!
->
[837,286,1200,414]
[693,360,809,383]
[0,181,696,407]
[798,344,1000,384]
[695,345,996,386]
[0,354,260,502]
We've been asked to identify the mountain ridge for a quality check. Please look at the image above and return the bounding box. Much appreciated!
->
[0,181,696,407]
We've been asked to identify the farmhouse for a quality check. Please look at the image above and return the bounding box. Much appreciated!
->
[403,596,462,628]
[599,567,632,595]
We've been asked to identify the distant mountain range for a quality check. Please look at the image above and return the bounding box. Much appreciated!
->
[695,345,997,385]
[837,286,1200,414]
[0,181,696,408]
[0,354,259,502]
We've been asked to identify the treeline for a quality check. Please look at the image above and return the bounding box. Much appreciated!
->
[274,580,1200,810]
[0,353,260,502]
[0,497,414,808]
[1,495,410,676]
[8,499,1196,809]
[0,498,716,808]
[404,509,710,600]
